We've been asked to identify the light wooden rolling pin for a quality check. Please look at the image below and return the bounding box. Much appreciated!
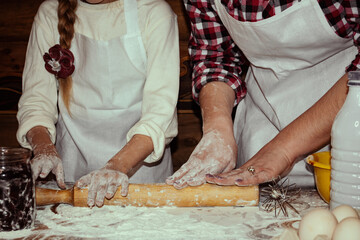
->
[36,183,259,207]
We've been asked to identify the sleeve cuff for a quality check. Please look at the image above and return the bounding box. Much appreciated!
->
[126,121,166,163]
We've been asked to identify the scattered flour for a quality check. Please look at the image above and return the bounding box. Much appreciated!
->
[0,204,299,240]
[0,188,327,240]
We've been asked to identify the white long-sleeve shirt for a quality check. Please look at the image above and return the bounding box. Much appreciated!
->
[17,0,179,162]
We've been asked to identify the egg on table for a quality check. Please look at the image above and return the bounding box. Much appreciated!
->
[298,208,338,240]
[331,204,359,222]
[276,205,360,240]
[332,217,360,240]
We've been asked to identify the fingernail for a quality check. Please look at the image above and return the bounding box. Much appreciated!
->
[206,174,214,178]
[235,179,243,182]
[174,179,184,186]
[88,200,94,208]
[167,176,174,181]
[174,179,183,185]
[215,176,224,179]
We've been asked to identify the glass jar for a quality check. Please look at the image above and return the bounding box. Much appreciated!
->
[0,147,35,231]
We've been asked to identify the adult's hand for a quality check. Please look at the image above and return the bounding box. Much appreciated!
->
[27,126,66,189]
[167,81,238,189]
[166,129,237,189]
[206,140,294,186]
[207,73,350,186]
[76,167,129,208]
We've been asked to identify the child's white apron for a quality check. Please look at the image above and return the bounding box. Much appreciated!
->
[56,0,172,183]
[214,0,357,186]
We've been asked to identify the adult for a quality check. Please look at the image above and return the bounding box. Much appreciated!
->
[166,0,359,189]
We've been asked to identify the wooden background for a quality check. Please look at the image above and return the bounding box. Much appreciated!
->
[0,0,202,171]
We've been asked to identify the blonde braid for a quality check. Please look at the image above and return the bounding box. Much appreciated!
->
[57,0,77,112]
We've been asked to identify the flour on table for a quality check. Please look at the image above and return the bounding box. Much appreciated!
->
[0,204,306,240]
[0,186,327,240]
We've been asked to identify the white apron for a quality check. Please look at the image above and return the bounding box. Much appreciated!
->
[55,0,172,183]
[215,0,357,186]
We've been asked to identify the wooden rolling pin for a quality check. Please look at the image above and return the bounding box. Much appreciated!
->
[36,183,259,207]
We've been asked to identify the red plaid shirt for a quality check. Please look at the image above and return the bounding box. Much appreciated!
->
[185,0,360,104]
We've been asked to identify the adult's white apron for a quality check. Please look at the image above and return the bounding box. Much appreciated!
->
[214,0,357,186]
[55,0,172,183]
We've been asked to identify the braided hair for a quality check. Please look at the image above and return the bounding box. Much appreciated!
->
[57,0,77,112]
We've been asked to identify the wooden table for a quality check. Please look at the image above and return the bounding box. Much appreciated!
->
[0,187,328,240]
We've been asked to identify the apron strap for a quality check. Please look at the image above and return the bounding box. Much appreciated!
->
[124,0,141,35]
[123,0,147,70]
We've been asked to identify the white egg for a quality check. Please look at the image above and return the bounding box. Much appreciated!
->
[332,217,360,240]
[298,208,337,240]
[331,205,359,222]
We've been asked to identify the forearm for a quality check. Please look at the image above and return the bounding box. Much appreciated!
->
[270,73,349,161]
[106,134,154,175]
[26,126,55,155]
[199,81,236,134]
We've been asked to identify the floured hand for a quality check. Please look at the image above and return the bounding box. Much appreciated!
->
[31,144,66,189]
[76,167,129,208]
[166,129,237,189]
[26,126,66,189]
[206,142,294,186]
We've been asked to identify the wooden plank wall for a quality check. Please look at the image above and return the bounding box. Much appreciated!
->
[0,0,201,170]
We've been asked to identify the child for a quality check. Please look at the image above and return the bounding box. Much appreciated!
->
[17,0,179,207]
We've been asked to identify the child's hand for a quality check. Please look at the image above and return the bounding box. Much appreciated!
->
[26,126,66,189]
[76,167,129,208]
[165,129,237,189]
[31,143,66,189]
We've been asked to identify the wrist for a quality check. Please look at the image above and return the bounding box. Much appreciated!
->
[202,114,234,136]
[33,143,57,156]
[263,135,296,166]
[199,82,235,135]
[105,160,129,175]
[27,126,54,152]
[106,134,153,175]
